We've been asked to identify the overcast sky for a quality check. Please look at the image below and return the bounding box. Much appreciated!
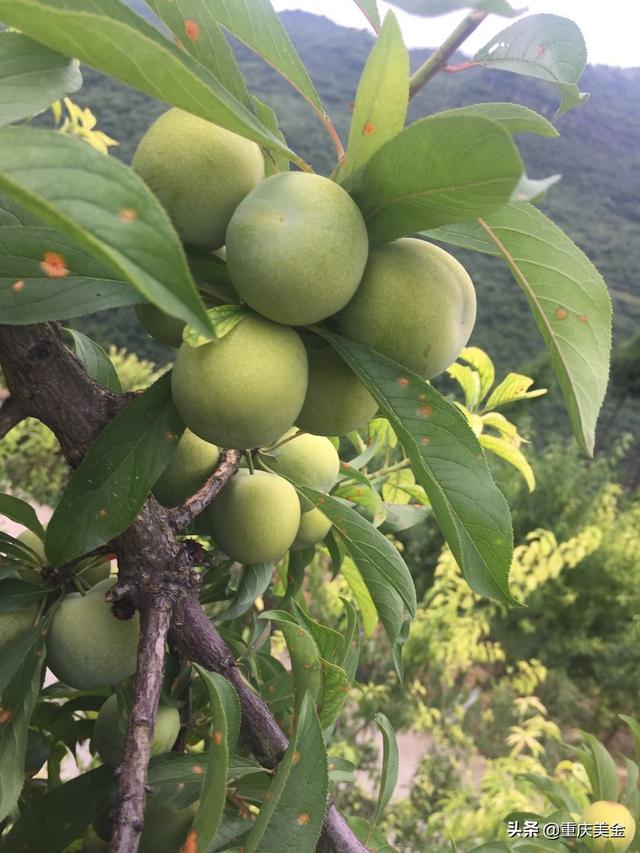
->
[271,1,640,67]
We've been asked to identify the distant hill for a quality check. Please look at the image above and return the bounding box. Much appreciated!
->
[69,8,640,446]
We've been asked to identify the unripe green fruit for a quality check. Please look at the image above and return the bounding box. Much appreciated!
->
[296,347,377,437]
[133,108,264,249]
[18,529,111,587]
[172,315,308,449]
[135,303,185,349]
[93,694,180,766]
[139,798,198,853]
[583,801,636,852]
[266,430,339,511]
[18,529,45,564]
[292,507,332,550]
[0,607,36,650]
[338,238,477,378]
[205,469,300,565]
[226,172,369,325]
[47,579,140,689]
[153,429,220,508]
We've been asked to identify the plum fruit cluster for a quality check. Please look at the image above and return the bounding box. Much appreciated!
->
[131,109,476,566]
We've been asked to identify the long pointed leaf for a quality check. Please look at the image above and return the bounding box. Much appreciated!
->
[0,127,214,337]
[321,331,515,605]
[428,203,612,455]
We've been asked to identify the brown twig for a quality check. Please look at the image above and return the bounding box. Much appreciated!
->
[408,10,488,99]
[0,394,24,439]
[169,448,242,531]
[110,596,175,853]
[0,320,365,853]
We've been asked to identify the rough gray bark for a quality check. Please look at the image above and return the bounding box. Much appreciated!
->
[0,321,366,853]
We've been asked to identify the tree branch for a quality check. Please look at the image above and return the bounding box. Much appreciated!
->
[408,10,488,99]
[172,599,366,852]
[110,596,175,853]
[169,449,242,531]
[0,394,25,439]
[0,321,365,853]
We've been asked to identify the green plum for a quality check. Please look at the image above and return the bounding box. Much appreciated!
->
[133,108,264,249]
[205,469,300,565]
[171,314,308,449]
[296,347,377,437]
[47,579,140,689]
[266,429,339,510]
[338,237,476,378]
[226,172,369,325]
[139,798,198,853]
[291,507,332,550]
[135,304,186,349]
[153,429,220,507]
[582,801,636,852]
[92,693,180,766]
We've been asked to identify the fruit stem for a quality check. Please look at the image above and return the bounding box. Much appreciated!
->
[264,429,307,452]
[408,10,489,99]
[244,450,255,474]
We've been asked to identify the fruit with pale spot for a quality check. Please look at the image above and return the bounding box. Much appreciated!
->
[204,469,300,565]
[338,237,476,378]
[226,172,369,325]
[133,108,264,249]
[171,314,308,450]
[47,579,140,689]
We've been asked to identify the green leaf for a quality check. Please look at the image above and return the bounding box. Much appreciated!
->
[576,731,620,802]
[479,433,534,491]
[520,773,579,814]
[261,610,322,710]
[45,373,184,566]
[428,203,611,455]
[2,764,114,853]
[0,624,39,690]
[321,331,515,605]
[0,580,48,613]
[291,601,344,665]
[347,815,396,851]
[0,493,46,539]
[441,103,559,138]
[0,637,46,820]
[318,657,351,730]
[512,172,561,203]
[64,328,122,393]
[0,530,42,568]
[0,0,299,163]
[146,0,252,108]
[0,225,140,324]
[473,14,589,113]
[373,713,399,825]
[447,363,483,411]
[191,667,234,852]
[0,30,81,126]
[0,127,215,339]
[380,503,431,534]
[328,755,357,783]
[388,0,520,17]
[253,97,290,176]
[182,304,248,347]
[621,715,640,766]
[339,598,360,683]
[353,0,381,31]
[339,11,409,180]
[352,115,522,245]
[217,563,274,622]
[484,372,547,410]
[244,693,328,853]
[334,477,386,527]
[622,757,640,820]
[203,0,324,118]
[340,556,378,639]
[458,347,495,403]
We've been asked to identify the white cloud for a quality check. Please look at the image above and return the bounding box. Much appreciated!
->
[271,1,640,67]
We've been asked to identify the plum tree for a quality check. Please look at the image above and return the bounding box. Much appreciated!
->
[46,579,140,689]
[171,314,308,449]
[153,429,220,507]
[92,694,180,766]
[226,172,369,325]
[265,429,339,509]
[291,507,332,550]
[204,469,300,564]
[0,607,36,651]
[296,346,378,437]
[132,108,264,249]
[135,303,185,349]
[338,238,477,378]
[582,801,636,852]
